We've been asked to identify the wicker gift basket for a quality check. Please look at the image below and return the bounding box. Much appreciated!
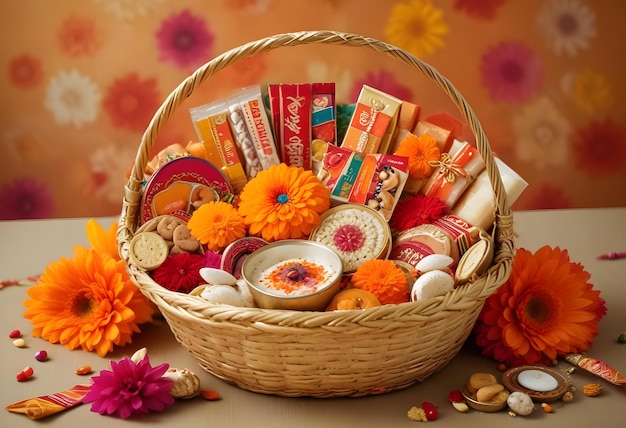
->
[117,30,515,398]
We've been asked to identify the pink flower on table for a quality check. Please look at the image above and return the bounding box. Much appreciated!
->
[480,41,543,103]
[453,0,505,20]
[102,73,160,132]
[0,177,54,220]
[83,355,174,419]
[348,70,413,104]
[571,119,626,177]
[156,9,214,70]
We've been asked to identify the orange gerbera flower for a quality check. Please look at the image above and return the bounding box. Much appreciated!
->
[351,259,410,305]
[237,163,331,242]
[394,133,440,179]
[23,246,155,357]
[187,201,246,252]
[86,219,120,260]
[474,246,606,367]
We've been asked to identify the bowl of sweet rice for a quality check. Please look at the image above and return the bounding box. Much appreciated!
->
[241,239,344,311]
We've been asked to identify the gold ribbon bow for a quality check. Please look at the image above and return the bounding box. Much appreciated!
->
[428,153,474,184]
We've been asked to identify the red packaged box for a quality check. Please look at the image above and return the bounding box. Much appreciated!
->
[268,83,312,169]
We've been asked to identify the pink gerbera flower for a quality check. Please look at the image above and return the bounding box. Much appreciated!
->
[480,41,543,103]
[83,355,174,419]
[156,9,214,70]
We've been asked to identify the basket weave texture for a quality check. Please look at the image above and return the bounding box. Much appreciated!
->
[117,31,515,398]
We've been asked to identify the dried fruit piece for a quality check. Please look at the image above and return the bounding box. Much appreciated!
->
[562,391,574,403]
[582,383,602,397]
[75,365,92,375]
[452,401,469,412]
[541,403,553,413]
[407,406,427,422]
[421,401,438,421]
[448,389,464,403]
[35,350,48,362]
[617,331,626,343]
[200,389,220,401]
[9,329,22,339]
[16,366,34,382]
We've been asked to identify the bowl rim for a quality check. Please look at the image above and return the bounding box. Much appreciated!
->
[241,239,344,301]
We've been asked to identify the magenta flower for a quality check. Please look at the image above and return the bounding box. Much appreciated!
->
[0,177,54,220]
[480,41,543,103]
[349,70,413,103]
[83,355,174,419]
[156,9,214,70]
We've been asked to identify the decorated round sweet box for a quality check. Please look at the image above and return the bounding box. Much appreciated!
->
[118,31,520,398]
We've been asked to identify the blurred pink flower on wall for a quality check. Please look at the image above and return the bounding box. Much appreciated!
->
[102,73,161,132]
[572,119,626,177]
[156,9,215,70]
[0,177,54,220]
[480,40,543,103]
[453,0,505,20]
[8,54,43,89]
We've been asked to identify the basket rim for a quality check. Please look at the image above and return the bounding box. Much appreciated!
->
[116,30,515,326]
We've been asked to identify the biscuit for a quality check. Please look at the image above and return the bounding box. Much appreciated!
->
[173,224,200,252]
[157,216,184,240]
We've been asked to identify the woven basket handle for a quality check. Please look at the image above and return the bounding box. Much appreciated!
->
[121,30,511,234]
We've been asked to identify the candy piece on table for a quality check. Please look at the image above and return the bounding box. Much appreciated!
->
[163,367,201,399]
[507,391,534,416]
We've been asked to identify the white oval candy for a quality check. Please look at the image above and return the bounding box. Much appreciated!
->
[199,284,254,307]
[411,270,454,302]
[199,267,238,286]
[414,254,454,273]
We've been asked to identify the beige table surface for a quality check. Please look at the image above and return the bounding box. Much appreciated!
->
[1,208,625,427]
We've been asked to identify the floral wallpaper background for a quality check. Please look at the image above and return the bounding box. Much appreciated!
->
[1,0,624,220]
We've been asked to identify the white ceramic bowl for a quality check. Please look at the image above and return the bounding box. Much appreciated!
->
[241,240,343,311]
